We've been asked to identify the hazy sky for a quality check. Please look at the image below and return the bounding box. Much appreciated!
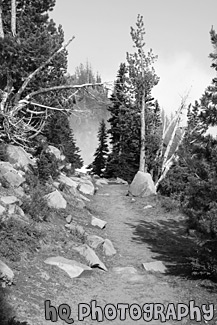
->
[50,0,217,114]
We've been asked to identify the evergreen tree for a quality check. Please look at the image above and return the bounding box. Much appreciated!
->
[44,111,83,172]
[104,63,140,182]
[88,119,109,176]
[160,27,217,241]
[126,14,159,173]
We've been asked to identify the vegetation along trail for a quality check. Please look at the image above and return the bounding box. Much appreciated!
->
[50,183,217,325]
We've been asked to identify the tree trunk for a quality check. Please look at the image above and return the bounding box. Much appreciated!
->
[0,3,4,39]
[11,0,16,36]
[139,92,146,172]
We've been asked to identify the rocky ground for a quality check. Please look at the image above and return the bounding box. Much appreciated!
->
[1,182,217,325]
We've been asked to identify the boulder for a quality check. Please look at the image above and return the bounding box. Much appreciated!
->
[129,171,156,197]
[58,173,78,189]
[91,215,107,229]
[6,145,36,170]
[74,244,107,271]
[47,145,63,160]
[0,260,14,287]
[86,235,105,249]
[78,180,95,196]
[142,261,167,273]
[0,195,20,206]
[0,162,25,188]
[103,239,116,256]
[45,190,67,209]
[44,256,92,278]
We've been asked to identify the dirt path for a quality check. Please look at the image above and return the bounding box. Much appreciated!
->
[4,183,217,325]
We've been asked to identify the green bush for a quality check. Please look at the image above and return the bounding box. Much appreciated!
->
[21,185,52,222]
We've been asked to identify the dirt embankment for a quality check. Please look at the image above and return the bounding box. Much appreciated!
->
[2,183,217,325]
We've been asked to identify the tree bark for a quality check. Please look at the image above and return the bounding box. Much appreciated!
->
[0,3,4,39]
[139,92,146,172]
[11,0,16,36]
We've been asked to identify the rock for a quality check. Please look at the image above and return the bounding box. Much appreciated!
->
[66,215,72,223]
[144,204,153,210]
[0,260,14,286]
[95,178,108,186]
[86,235,105,249]
[8,204,16,215]
[116,177,128,185]
[53,181,60,189]
[103,239,116,256]
[45,190,67,209]
[91,215,107,229]
[47,145,63,160]
[142,261,167,273]
[44,256,92,278]
[0,195,20,206]
[0,162,25,188]
[113,266,138,275]
[6,145,36,170]
[0,205,6,215]
[129,171,156,197]
[78,180,95,196]
[58,173,78,189]
[74,244,108,271]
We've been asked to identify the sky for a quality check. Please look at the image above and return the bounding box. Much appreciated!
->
[50,0,217,116]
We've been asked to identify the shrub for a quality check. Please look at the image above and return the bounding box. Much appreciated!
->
[21,185,52,222]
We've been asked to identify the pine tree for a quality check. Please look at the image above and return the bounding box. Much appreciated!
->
[126,14,159,173]
[88,119,109,176]
[44,111,83,172]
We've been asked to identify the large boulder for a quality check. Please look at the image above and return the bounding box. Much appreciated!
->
[6,145,36,170]
[129,171,156,197]
[0,162,25,188]
[45,190,67,209]
[44,256,92,278]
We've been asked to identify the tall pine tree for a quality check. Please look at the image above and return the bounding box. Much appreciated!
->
[88,119,109,176]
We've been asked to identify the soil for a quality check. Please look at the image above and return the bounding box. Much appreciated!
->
[1,183,217,325]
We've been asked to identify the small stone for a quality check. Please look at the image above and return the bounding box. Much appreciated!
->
[91,215,107,229]
[66,215,72,223]
[144,205,153,209]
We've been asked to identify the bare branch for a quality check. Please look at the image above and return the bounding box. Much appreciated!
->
[24,82,105,101]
